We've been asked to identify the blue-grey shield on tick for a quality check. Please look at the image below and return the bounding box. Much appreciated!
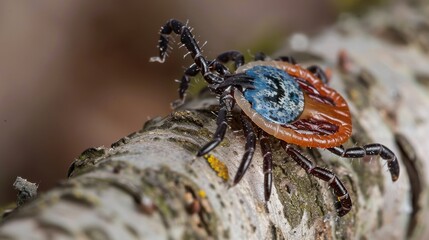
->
[243,65,304,124]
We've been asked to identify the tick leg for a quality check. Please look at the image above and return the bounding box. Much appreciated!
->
[233,113,257,185]
[307,65,329,84]
[150,19,223,84]
[254,52,267,61]
[209,60,230,76]
[197,89,234,156]
[173,60,230,108]
[172,63,200,108]
[281,142,352,217]
[328,144,400,182]
[275,56,329,84]
[275,56,297,65]
[216,51,245,69]
[259,130,273,201]
[216,73,255,91]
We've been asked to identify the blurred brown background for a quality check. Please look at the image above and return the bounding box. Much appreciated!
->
[0,0,386,206]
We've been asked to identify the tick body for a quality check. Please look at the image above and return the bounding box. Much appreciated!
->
[151,19,399,217]
[235,61,352,148]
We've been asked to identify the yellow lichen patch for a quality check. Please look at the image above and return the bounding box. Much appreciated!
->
[204,154,229,181]
[198,190,207,198]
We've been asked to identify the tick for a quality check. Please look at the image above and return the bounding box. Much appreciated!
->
[150,19,399,217]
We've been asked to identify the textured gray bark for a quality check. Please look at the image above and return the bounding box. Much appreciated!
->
[1,2,429,239]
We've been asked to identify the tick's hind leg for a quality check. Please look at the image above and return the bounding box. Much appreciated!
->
[328,144,400,181]
[281,142,352,217]
[259,130,273,201]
